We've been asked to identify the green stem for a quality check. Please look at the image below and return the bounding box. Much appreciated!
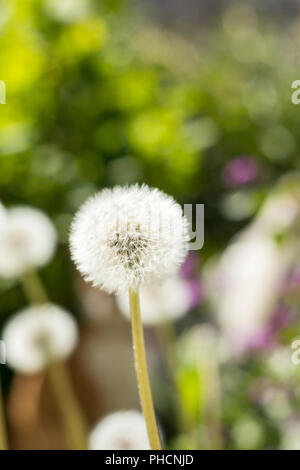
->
[47,361,88,450]
[202,358,223,450]
[20,270,48,304]
[0,370,8,450]
[129,288,162,450]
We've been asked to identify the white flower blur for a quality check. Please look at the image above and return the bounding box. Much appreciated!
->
[205,230,290,354]
[89,410,150,450]
[253,191,300,236]
[0,205,57,278]
[3,304,78,374]
[69,184,190,294]
[116,276,191,325]
[205,183,300,356]
[281,421,300,450]
[44,0,90,23]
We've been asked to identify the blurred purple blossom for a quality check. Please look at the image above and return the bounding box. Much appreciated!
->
[222,156,259,188]
[180,251,198,278]
[180,252,203,308]
[239,268,300,352]
[243,303,293,352]
[186,279,203,309]
[285,268,300,292]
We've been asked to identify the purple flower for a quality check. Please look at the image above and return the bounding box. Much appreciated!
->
[242,304,292,352]
[222,156,259,188]
[285,268,300,292]
[180,253,203,309]
[180,252,198,278]
[186,279,203,309]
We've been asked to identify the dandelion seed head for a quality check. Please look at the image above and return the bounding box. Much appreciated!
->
[3,304,78,374]
[70,185,190,293]
[0,206,57,278]
[89,410,150,450]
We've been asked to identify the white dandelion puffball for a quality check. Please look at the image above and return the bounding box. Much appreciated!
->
[89,410,150,450]
[117,276,191,325]
[70,184,190,293]
[3,304,78,374]
[0,205,57,278]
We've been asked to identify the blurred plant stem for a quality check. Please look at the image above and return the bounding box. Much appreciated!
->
[129,288,162,450]
[20,269,48,304]
[20,268,88,450]
[202,358,223,450]
[156,322,190,433]
[0,370,8,450]
[47,361,88,450]
[192,329,223,450]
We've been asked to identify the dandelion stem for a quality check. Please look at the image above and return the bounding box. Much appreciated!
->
[129,288,162,450]
[20,269,48,304]
[0,370,8,450]
[47,360,88,450]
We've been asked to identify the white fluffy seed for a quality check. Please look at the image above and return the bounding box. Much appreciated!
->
[69,184,190,294]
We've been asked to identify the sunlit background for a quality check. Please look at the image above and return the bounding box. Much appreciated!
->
[1,0,300,450]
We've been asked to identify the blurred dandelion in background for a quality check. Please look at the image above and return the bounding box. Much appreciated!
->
[89,410,150,450]
[0,206,57,279]
[116,276,191,325]
[3,304,78,374]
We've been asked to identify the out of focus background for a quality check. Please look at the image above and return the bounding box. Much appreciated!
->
[2,0,300,450]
